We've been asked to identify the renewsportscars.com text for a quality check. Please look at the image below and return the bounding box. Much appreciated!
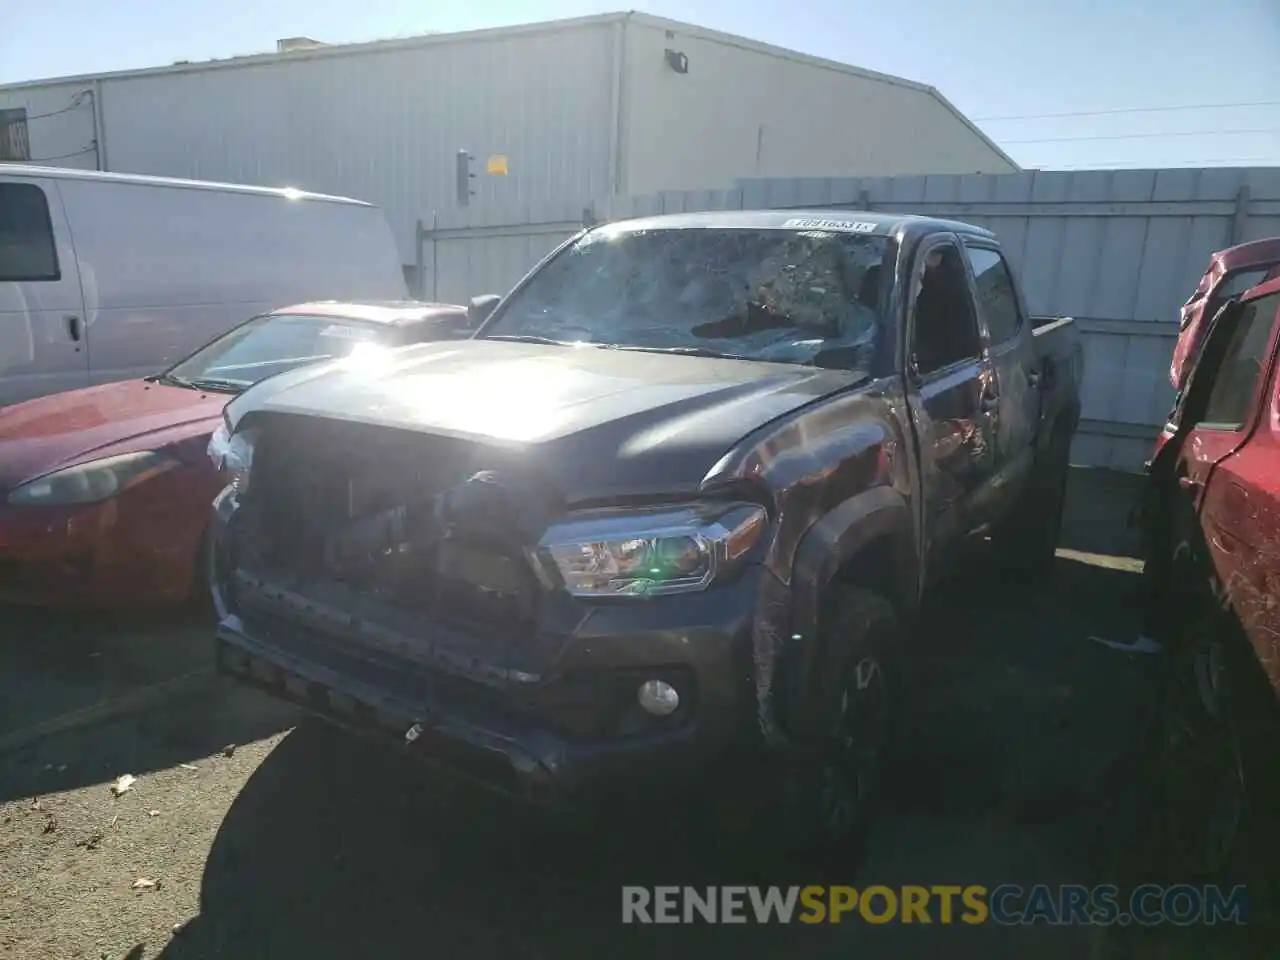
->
[621,884,1250,926]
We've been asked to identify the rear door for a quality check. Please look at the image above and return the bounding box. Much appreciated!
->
[904,233,997,581]
[0,174,88,405]
[963,241,1041,517]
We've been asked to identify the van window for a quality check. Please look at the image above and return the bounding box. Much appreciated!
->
[0,183,60,282]
[965,246,1022,344]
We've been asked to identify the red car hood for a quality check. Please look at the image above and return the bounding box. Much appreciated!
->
[0,380,228,492]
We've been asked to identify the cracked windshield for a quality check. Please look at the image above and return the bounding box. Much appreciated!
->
[483,227,892,369]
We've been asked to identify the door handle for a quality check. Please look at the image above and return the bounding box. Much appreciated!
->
[1178,475,1203,492]
[66,315,81,343]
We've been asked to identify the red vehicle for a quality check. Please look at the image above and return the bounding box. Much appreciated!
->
[0,300,468,608]
[1137,263,1280,902]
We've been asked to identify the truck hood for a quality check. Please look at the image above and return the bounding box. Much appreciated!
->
[0,379,227,492]
[226,339,866,500]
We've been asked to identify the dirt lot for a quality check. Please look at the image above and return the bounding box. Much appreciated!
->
[0,469,1265,959]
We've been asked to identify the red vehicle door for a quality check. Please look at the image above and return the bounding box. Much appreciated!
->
[1177,279,1280,690]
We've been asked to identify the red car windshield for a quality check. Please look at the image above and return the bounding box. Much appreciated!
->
[160,313,386,392]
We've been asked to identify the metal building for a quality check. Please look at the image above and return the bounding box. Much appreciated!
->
[0,12,1017,263]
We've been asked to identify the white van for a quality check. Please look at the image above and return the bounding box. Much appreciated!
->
[0,165,409,406]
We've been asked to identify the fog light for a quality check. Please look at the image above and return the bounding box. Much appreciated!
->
[637,679,680,716]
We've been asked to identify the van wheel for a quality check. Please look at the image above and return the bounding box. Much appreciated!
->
[706,587,900,878]
[995,428,1071,581]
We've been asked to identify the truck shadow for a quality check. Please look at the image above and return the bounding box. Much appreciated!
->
[156,475,1167,959]
[0,676,303,806]
[0,603,216,742]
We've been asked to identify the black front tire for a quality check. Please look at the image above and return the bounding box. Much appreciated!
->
[706,587,901,878]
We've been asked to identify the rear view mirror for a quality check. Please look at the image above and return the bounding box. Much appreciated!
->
[469,294,501,329]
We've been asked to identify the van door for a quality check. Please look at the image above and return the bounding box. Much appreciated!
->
[0,175,88,406]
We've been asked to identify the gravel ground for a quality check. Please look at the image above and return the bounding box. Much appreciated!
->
[0,470,1268,959]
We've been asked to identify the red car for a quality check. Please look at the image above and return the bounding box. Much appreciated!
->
[0,300,468,607]
[1138,263,1280,902]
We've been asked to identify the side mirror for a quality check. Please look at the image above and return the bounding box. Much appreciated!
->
[468,294,501,329]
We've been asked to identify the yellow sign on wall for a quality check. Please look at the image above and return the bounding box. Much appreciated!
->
[486,155,509,176]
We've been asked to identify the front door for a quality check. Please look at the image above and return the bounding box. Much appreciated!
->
[905,234,997,582]
[1179,288,1280,691]
[0,175,88,405]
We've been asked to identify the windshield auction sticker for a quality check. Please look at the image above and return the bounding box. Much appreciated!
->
[782,217,878,233]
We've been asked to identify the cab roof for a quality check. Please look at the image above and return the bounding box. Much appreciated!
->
[595,209,996,241]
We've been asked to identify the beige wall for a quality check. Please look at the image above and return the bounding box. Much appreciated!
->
[619,20,1017,195]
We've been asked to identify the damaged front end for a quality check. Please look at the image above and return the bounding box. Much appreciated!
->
[210,413,774,805]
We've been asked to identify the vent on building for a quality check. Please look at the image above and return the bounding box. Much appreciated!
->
[0,109,30,162]
[277,37,327,53]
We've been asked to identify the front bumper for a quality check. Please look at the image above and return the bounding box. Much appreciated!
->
[211,491,771,805]
[216,616,721,806]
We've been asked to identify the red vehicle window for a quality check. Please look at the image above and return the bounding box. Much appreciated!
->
[1198,292,1280,430]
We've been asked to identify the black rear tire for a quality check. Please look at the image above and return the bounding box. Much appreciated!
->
[705,586,901,879]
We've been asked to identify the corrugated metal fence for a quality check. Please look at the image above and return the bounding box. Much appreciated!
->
[414,167,1280,472]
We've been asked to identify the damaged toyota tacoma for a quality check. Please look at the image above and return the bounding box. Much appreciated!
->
[209,210,1082,864]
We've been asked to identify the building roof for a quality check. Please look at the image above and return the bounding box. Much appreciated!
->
[0,12,1016,171]
[0,164,369,204]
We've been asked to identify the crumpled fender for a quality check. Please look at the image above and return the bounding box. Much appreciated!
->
[768,484,916,742]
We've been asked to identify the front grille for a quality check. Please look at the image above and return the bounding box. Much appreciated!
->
[238,413,546,633]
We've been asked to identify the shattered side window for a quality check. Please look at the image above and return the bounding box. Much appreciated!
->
[483,227,894,370]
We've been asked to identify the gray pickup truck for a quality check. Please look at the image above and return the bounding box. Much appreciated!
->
[208,209,1082,868]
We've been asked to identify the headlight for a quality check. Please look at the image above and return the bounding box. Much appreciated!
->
[208,425,258,494]
[537,502,767,598]
[7,451,180,506]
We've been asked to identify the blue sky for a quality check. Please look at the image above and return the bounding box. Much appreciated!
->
[3,0,1278,170]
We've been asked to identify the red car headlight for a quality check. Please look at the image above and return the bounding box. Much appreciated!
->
[6,451,180,507]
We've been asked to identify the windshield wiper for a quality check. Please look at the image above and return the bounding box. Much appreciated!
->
[600,344,755,361]
[153,373,242,394]
[482,334,573,346]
